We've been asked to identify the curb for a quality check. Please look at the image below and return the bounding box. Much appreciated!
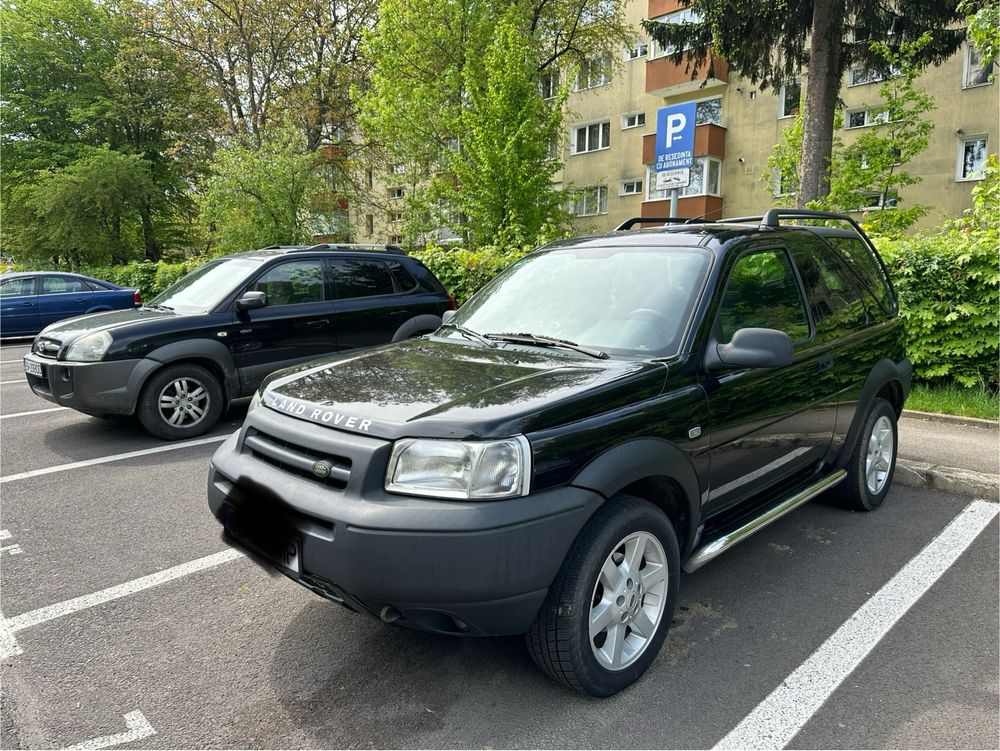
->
[902,409,999,430]
[895,458,999,499]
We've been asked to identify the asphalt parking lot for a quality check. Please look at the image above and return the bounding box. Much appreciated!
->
[0,338,997,750]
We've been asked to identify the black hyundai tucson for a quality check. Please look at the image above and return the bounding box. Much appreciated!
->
[207,210,911,696]
[22,244,454,439]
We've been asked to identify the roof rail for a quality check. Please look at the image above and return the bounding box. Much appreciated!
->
[615,216,705,231]
[288,243,406,255]
[758,208,867,235]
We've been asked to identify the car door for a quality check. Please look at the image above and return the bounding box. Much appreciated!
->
[0,276,39,336]
[700,241,837,516]
[37,275,94,327]
[228,257,338,392]
[329,256,415,350]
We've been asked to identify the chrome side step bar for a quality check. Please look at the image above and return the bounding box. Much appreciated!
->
[683,469,847,573]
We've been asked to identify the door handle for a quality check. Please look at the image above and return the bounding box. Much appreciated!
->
[21,302,33,307]
[73,298,85,303]
[307,319,330,328]
[818,353,834,372]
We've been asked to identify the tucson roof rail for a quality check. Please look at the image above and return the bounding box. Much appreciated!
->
[615,216,706,231]
[288,243,406,255]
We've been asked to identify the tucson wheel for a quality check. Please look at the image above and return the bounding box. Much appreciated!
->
[137,363,224,440]
[526,494,679,697]
[839,396,898,511]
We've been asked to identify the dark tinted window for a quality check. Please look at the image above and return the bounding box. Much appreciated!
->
[41,276,89,294]
[793,246,869,333]
[332,259,395,298]
[718,249,809,343]
[0,278,33,297]
[823,236,892,313]
[250,260,326,306]
[387,261,417,292]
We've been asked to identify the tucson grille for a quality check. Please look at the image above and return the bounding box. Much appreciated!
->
[32,337,61,359]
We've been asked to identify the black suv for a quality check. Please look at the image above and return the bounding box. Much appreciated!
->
[207,210,911,696]
[22,244,454,439]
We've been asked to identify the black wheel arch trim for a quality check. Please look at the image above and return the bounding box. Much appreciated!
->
[140,339,240,405]
[834,356,912,470]
[391,314,443,342]
[569,438,701,558]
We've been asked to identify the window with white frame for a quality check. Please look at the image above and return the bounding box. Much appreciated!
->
[964,45,992,88]
[622,112,646,129]
[695,97,722,125]
[649,8,702,58]
[389,187,405,199]
[444,137,461,152]
[849,66,901,86]
[389,234,404,245]
[846,107,889,128]
[779,79,801,118]
[958,136,988,180]
[856,191,899,211]
[620,179,643,196]
[646,158,722,200]
[570,185,608,216]
[574,55,612,90]
[389,211,404,223]
[581,0,614,24]
[391,163,406,174]
[540,69,560,99]
[771,168,796,197]
[625,41,648,60]
[571,120,611,154]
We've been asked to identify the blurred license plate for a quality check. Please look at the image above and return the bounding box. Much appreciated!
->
[23,359,42,377]
[224,505,301,575]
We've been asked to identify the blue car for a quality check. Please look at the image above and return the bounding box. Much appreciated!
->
[0,272,141,337]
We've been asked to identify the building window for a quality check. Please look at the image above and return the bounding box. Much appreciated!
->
[444,137,461,152]
[391,163,406,174]
[364,214,374,237]
[389,211,404,223]
[849,66,900,86]
[649,8,702,58]
[645,157,722,200]
[571,120,611,154]
[625,41,648,60]
[964,45,992,88]
[846,107,889,128]
[695,97,723,126]
[620,180,643,196]
[389,234,404,245]
[958,136,988,180]
[573,54,612,90]
[779,79,801,118]
[389,187,405,199]
[569,185,608,217]
[366,169,374,189]
[771,168,796,197]
[540,70,560,100]
[856,191,899,210]
[622,112,646,129]
[581,0,613,24]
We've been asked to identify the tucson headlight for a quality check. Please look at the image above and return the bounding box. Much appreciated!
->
[64,331,112,362]
[385,436,531,500]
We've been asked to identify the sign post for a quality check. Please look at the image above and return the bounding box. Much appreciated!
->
[654,102,696,218]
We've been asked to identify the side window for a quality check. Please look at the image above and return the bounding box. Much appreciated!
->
[386,261,417,292]
[793,246,869,333]
[249,260,326,306]
[0,278,34,297]
[331,259,395,299]
[823,236,892,313]
[40,276,88,294]
[718,249,810,344]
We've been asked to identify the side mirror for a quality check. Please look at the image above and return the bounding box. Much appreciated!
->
[441,309,457,324]
[236,290,267,311]
[705,327,793,371]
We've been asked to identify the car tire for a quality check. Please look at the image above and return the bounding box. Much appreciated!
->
[525,494,680,697]
[137,363,224,440]
[838,396,898,511]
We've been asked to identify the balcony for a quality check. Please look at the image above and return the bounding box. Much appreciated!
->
[646,50,728,97]
[641,196,724,221]
[642,123,727,164]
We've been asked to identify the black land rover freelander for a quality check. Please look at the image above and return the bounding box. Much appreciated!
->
[208,209,911,697]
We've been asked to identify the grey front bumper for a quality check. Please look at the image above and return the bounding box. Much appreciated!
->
[23,353,157,416]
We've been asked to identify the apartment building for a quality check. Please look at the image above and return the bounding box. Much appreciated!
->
[352,0,998,244]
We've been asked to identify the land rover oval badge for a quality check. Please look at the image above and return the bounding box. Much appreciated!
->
[312,460,332,479]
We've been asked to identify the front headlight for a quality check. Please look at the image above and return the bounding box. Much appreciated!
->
[385,436,531,500]
[64,331,112,362]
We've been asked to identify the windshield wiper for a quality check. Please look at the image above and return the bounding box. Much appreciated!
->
[484,332,608,359]
[438,322,497,348]
[141,303,174,312]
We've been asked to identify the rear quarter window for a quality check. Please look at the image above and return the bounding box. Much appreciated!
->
[823,236,893,314]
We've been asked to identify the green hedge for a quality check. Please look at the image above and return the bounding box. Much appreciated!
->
[77,260,203,300]
[411,243,532,305]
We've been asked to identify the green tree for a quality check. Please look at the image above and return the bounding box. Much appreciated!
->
[961,0,999,76]
[433,8,569,246]
[199,125,326,254]
[644,0,965,207]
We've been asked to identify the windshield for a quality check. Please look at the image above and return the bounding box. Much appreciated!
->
[149,258,263,313]
[449,246,711,358]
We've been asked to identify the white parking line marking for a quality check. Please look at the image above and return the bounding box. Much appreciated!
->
[0,609,23,659]
[714,498,999,750]
[6,548,243,633]
[1,544,24,556]
[0,434,228,484]
[0,379,28,385]
[0,360,27,365]
[0,407,69,420]
[67,710,156,750]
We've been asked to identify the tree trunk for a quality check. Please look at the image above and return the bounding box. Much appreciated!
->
[140,201,161,262]
[799,0,844,207]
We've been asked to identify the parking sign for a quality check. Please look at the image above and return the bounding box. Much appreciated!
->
[655,102,696,172]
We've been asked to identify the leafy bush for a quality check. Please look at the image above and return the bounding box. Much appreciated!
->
[411,243,532,305]
[76,260,203,300]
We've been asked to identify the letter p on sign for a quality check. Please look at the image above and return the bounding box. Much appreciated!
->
[665,113,686,147]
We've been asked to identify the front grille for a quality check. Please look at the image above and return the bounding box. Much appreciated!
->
[32,337,61,359]
[243,429,352,489]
